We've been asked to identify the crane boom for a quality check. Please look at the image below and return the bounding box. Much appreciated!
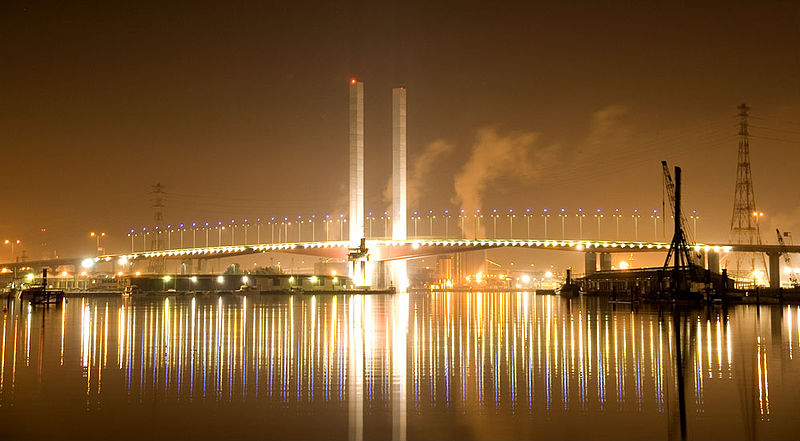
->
[776,229,798,287]
[661,161,694,243]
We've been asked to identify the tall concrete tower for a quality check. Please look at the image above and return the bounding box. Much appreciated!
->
[391,87,409,290]
[392,88,407,241]
[349,79,365,246]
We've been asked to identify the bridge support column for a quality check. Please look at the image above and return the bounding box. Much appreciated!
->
[695,250,706,270]
[707,251,720,274]
[195,259,207,274]
[584,252,597,276]
[767,251,781,289]
[599,252,612,271]
[373,261,388,289]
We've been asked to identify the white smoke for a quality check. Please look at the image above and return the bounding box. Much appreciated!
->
[452,127,558,236]
[383,139,454,208]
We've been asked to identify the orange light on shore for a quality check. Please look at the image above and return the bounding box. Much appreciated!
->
[350,78,357,84]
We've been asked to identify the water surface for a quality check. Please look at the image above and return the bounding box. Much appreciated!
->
[0,292,797,440]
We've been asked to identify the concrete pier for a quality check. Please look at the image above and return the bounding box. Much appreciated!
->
[707,250,720,274]
[599,252,612,271]
[768,251,780,289]
[585,252,597,276]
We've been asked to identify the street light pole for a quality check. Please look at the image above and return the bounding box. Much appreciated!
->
[651,210,659,241]
[491,209,498,239]
[297,216,302,242]
[559,208,566,240]
[542,209,549,239]
[595,209,603,239]
[525,208,531,239]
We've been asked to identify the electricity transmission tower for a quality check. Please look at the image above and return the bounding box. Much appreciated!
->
[728,104,766,279]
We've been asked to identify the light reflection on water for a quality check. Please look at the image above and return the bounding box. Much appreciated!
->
[0,292,798,440]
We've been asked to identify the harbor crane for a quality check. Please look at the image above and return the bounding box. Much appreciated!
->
[776,229,799,287]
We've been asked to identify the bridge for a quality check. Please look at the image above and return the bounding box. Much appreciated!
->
[2,81,795,290]
[4,237,798,289]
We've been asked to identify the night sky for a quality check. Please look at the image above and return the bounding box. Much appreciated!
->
[2,1,799,258]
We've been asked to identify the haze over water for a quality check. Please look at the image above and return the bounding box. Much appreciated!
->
[0,293,797,440]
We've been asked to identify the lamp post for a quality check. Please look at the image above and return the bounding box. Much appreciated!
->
[491,209,498,239]
[338,214,344,240]
[270,217,276,243]
[297,216,303,242]
[690,210,699,238]
[542,208,550,239]
[4,239,21,260]
[632,210,640,241]
[444,209,451,238]
[310,215,316,242]
[166,225,172,249]
[576,209,585,240]
[412,211,419,238]
[459,209,466,239]
[594,209,603,239]
[428,210,435,237]
[284,217,289,243]
[231,219,236,246]
[128,229,135,253]
[752,211,764,230]
[192,222,197,248]
[204,222,210,247]
[613,208,621,240]
[142,228,148,251]
[324,215,330,241]
[382,212,389,238]
[507,209,515,239]
[179,223,185,248]
[474,209,482,240]
[243,219,249,244]
[651,210,659,241]
[367,212,374,238]
[525,208,532,239]
[256,218,262,243]
[90,232,105,254]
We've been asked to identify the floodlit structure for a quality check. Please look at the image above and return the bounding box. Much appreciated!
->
[349,79,366,284]
[391,87,409,289]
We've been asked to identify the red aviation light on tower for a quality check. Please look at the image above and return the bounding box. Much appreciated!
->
[350,78,357,84]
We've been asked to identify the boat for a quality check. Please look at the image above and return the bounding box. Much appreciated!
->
[556,269,581,298]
